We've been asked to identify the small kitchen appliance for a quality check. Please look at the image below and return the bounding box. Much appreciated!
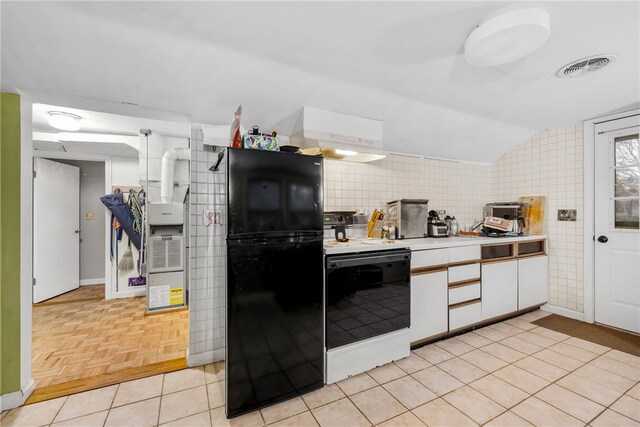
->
[386,199,429,239]
[483,202,526,234]
[324,211,367,239]
[427,210,449,238]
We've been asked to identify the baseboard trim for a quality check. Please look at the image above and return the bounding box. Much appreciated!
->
[541,304,585,322]
[25,358,186,405]
[79,279,105,286]
[1,379,36,410]
[107,288,146,300]
[187,349,225,368]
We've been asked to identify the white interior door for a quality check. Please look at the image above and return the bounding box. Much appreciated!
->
[594,115,640,333]
[33,158,80,303]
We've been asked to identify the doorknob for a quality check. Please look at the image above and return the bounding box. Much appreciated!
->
[597,235,608,243]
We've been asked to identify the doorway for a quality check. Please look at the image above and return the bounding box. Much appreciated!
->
[593,114,640,333]
[27,102,191,400]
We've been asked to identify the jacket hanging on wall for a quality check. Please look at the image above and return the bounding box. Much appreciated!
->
[100,192,141,250]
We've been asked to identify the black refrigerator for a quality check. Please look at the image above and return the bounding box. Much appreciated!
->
[226,148,324,418]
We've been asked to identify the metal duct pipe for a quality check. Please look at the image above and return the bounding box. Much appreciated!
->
[160,147,190,203]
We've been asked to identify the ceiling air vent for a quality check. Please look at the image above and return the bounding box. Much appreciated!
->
[556,55,616,78]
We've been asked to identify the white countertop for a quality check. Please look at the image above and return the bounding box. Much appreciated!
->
[323,234,547,255]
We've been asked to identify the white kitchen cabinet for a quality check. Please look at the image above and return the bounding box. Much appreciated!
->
[518,255,549,309]
[481,260,518,320]
[449,301,482,331]
[411,269,448,343]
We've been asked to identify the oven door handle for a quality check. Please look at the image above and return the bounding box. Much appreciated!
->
[326,252,410,269]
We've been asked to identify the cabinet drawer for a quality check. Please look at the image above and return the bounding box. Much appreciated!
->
[449,282,481,305]
[448,263,480,284]
[448,246,480,264]
[411,248,448,270]
[449,301,481,331]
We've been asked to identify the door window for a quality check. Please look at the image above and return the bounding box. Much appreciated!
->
[613,134,639,229]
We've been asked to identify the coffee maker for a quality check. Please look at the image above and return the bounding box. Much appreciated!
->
[427,210,449,238]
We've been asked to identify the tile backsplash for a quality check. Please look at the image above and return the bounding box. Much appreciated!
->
[493,123,584,313]
[324,155,493,227]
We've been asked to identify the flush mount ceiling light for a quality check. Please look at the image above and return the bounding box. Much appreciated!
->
[465,4,551,67]
[48,111,82,131]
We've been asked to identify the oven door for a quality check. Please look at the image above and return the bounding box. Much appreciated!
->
[325,249,411,350]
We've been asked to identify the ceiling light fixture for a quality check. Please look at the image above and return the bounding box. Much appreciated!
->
[335,149,358,156]
[464,4,551,67]
[48,111,82,131]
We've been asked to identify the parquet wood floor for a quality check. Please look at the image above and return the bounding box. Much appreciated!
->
[32,291,189,388]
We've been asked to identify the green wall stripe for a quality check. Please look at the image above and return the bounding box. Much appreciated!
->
[1,92,22,394]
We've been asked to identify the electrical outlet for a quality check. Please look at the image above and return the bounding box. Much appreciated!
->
[204,209,222,226]
[85,211,94,220]
[557,209,577,221]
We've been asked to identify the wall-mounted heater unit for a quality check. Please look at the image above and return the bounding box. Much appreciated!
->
[146,202,187,312]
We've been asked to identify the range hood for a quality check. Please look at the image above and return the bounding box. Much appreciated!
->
[276,107,387,162]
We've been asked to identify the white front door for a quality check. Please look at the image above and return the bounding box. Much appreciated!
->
[33,158,80,303]
[594,115,640,333]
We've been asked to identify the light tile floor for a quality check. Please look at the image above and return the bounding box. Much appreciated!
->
[3,310,639,427]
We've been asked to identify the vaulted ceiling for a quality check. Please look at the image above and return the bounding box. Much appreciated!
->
[2,1,639,162]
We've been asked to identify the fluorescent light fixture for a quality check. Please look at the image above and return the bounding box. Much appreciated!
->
[465,4,551,67]
[48,111,82,131]
[335,149,358,156]
[32,131,136,145]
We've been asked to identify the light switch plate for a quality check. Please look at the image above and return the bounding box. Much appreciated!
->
[85,211,94,220]
[558,209,577,221]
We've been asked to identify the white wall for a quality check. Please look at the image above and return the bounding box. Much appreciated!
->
[108,157,143,298]
[111,157,139,189]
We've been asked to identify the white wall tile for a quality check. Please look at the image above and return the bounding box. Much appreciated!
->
[323,155,492,227]
[493,122,584,313]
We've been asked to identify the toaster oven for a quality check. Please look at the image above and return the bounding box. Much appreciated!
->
[483,202,526,234]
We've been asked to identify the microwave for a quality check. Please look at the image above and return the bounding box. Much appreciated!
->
[387,199,429,239]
